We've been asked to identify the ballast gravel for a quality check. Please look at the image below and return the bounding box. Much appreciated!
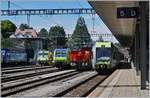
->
[10,71,97,97]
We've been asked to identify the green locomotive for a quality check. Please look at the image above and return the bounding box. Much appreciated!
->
[37,50,53,65]
[93,42,124,74]
[53,48,71,69]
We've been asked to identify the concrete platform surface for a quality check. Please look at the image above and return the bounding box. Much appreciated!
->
[88,67,149,97]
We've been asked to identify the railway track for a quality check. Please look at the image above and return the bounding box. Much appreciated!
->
[2,65,35,70]
[2,65,53,74]
[1,70,79,97]
[53,74,108,97]
[53,70,116,97]
[1,67,59,82]
[2,68,114,97]
[2,70,113,97]
[2,65,46,70]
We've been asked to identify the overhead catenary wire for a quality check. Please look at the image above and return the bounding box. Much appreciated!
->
[7,0,100,37]
[10,1,31,26]
[9,1,60,28]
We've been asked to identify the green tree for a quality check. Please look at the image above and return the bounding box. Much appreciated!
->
[38,28,49,50]
[1,38,13,48]
[19,24,32,31]
[70,17,92,49]
[1,20,17,38]
[38,28,48,38]
[49,26,66,49]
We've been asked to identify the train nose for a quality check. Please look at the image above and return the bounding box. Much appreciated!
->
[100,64,106,69]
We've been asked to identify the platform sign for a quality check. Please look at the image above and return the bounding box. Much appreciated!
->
[117,7,139,18]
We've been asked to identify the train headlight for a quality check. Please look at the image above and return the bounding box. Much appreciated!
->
[100,65,105,69]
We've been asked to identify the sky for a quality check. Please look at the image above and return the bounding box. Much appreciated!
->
[1,0,119,43]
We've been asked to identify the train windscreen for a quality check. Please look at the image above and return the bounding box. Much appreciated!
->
[55,50,67,57]
[96,48,111,61]
[38,53,48,56]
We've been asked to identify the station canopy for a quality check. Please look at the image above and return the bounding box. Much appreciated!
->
[88,1,139,47]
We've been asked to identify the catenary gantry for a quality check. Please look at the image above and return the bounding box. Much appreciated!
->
[1,8,95,15]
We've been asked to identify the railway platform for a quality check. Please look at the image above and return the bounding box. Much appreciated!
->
[88,63,149,97]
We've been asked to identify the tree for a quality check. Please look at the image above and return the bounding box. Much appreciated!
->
[19,24,32,31]
[70,17,92,49]
[49,26,66,49]
[1,38,13,48]
[38,28,48,38]
[1,20,17,38]
[38,28,49,50]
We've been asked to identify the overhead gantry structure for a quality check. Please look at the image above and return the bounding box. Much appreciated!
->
[1,8,96,32]
[1,8,95,15]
